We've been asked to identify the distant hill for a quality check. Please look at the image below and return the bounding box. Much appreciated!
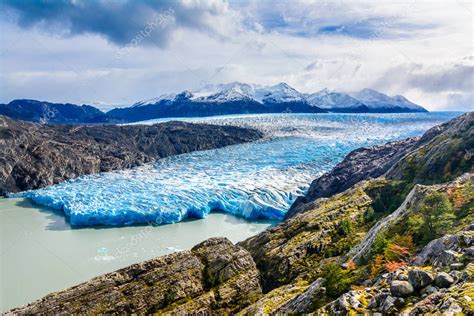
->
[0,99,109,124]
[0,84,428,124]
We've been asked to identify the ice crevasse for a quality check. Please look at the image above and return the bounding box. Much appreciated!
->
[11,112,459,226]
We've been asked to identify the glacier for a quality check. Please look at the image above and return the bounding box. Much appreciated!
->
[11,112,460,226]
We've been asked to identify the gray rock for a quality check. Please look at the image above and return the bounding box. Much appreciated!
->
[440,298,463,314]
[420,285,438,295]
[390,281,414,297]
[413,238,463,267]
[464,246,474,255]
[380,295,396,313]
[397,273,409,281]
[278,278,325,313]
[450,263,464,270]
[434,272,454,288]
[449,270,463,283]
[408,270,434,290]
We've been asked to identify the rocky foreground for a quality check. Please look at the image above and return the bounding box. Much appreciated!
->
[0,115,263,195]
[7,112,473,315]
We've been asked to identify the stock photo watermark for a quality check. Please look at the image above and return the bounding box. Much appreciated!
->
[115,8,174,59]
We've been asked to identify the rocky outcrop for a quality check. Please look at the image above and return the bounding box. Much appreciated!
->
[346,173,473,262]
[413,225,474,268]
[287,138,418,218]
[317,225,474,315]
[277,278,326,313]
[246,172,473,314]
[6,238,262,315]
[0,115,262,195]
[387,111,473,184]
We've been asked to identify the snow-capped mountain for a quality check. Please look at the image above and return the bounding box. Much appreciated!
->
[306,89,368,111]
[350,88,427,112]
[192,82,256,103]
[105,83,427,122]
[1,84,427,124]
[132,91,194,107]
[254,83,306,103]
[191,82,307,104]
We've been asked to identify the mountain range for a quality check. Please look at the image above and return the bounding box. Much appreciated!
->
[0,83,427,124]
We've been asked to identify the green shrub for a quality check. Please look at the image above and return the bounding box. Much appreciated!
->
[320,263,353,299]
[408,191,455,244]
[337,219,353,237]
[363,206,375,223]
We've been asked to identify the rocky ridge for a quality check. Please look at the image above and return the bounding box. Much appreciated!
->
[0,115,263,195]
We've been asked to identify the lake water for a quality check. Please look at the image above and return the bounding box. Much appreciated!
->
[1,112,462,311]
[0,198,275,311]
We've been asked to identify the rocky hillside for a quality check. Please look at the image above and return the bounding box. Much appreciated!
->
[0,115,262,195]
[6,112,473,314]
[386,110,474,184]
[7,238,262,314]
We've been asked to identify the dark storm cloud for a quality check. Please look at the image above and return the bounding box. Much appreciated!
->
[407,63,474,93]
[376,58,474,94]
[1,0,226,47]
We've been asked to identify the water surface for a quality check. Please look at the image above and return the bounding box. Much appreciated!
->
[0,198,274,311]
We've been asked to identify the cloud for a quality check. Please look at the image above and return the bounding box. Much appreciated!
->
[233,0,433,40]
[370,57,474,110]
[0,0,472,111]
[0,0,239,48]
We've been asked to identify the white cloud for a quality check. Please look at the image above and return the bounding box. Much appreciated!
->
[0,0,472,111]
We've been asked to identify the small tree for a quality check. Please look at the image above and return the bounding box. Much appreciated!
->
[321,263,352,298]
[409,191,455,244]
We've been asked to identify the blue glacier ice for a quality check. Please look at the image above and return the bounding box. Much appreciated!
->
[11,112,461,226]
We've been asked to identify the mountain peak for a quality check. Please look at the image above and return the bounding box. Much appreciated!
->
[351,89,426,112]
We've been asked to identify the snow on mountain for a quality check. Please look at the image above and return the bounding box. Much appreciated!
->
[190,82,306,104]
[350,88,426,111]
[254,83,306,103]
[131,83,426,112]
[132,91,193,107]
[192,82,256,103]
[306,89,366,109]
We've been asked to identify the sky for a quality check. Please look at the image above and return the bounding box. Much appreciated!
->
[0,0,473,111]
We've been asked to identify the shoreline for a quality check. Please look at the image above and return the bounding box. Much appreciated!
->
[0,197,276,311]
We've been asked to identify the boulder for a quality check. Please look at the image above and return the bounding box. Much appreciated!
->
[390,281,414,297]
[434,272,454,288]
[420,285,438,296]
[380,295,397,313]
[397,273,409,281]
[408,270,434,290]
[413,229,474,267]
